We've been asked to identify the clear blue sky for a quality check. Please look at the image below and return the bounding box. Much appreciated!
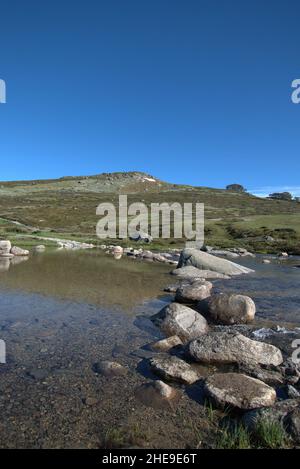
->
[0,0,299,194]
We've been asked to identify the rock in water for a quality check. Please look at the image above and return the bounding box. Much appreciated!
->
[204,373,276,410]
[150,335,183,352]
[177,248,254,276]
[148,355,199,384]
[0,240,12,255]
[175,281,212,303]
[92,361,127,377]
[208,293,256,324]
[151,302,208,343]
[11,246,30,256]
[34,245,46,252]
[172,266,230,280]
[187,331,283,366]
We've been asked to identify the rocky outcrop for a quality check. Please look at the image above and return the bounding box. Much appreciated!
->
[204,372,276,410]
[151,302,208,343]
[187,331,283,366]
[172,266,230,280]
[177,248,254,276]
[175,280,212,303]
[207,293,256,324]
[130,231,153,243]
[148,355,200,384]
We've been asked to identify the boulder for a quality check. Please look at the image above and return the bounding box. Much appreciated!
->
[285,408,300,440]
[177,248,254,276]
[0,240,11,254]
[10,246,30,256]
[113,246,123,255]
[150,335,183,352]
[243,399,300,432]
[34,245,46,252]
[130,231,153,243]
[151,302,208,343]
[207,293,256,324]
[135,380,180,409]
[149,380,177,399]
[238,364,284,386]
[92,360,127,377]
[187,331,283,367]
[148,355,199,384]
[175,281,212,303]
[172,266,230,280]
[204,372,276,410]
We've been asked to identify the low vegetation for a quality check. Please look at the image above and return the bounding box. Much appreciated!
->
[1,172,300,253]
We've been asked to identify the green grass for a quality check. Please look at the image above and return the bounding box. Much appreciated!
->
[1,172,300,253]
[254,419,289,449]
[216,423,251,449]
[215,419,290,449]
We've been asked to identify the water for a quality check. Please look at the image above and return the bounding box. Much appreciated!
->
[0,250,299,448]
[213,255,300,326]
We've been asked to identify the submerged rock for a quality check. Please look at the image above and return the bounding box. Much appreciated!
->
[135,380,180,409]
[177,248,254,276]
[151,302,208,343]
[204,372,276,410]
[187,331,283,367]
[175,281,212,303]
[92,360,127,377]
[172,266,230,280]
[207,293,256,325]
[148,355,200,384]
[150,335,183,352]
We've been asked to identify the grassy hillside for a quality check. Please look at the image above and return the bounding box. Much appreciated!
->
[0,172,299,254]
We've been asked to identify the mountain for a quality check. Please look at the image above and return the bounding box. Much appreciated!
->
[0,171,299,253]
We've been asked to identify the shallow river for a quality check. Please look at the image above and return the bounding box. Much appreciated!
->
[0,250,299,448]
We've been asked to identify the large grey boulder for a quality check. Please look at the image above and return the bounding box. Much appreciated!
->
[177,248,254,276]
[148,355,199,384]
[208,293,256,324]
[175,281,212,303]
[151,302,208,343]
[204,372,276,410]
[172,266,230,280]
[187,331,283,366]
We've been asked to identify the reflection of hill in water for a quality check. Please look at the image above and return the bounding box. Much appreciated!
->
[0,250,170,313]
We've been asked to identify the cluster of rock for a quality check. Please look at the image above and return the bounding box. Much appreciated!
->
[101,244,180,264]
[135,248,300,441]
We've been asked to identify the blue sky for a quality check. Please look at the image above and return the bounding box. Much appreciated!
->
[0,0,299,196]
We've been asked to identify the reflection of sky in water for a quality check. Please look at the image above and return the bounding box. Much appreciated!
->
[214,256,300,325]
